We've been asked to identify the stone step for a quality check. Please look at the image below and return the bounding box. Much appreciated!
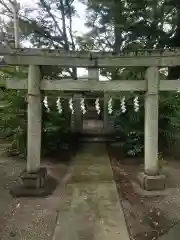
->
[0,143,11,149]
[79,136,116,143]
[0,143,11,156]
[80,137,107,143]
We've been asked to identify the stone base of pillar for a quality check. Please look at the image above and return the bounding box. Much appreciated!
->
[21,167,47,188]
[138,172,166,191]
[10,167,57,197]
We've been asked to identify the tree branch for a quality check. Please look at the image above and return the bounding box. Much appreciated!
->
[67,4,75,50]
[39,0,64,37]
[0,0,12,13]
[59,0,69,50]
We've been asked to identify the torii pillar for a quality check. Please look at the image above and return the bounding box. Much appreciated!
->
[11,65,55,197]
[138,67,166,191]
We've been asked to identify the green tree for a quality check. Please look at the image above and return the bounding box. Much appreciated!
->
[0,0,78,78]
[0,0,82,157]
[78,0,180,156]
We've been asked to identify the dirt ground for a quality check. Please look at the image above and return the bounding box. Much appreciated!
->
[108,145,180,240]
[0,154,70,240]
[1,143,180,240]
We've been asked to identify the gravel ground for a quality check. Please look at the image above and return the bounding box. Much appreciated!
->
[108,145,180,240]
[1,142,180,240]
[0,154,69,240]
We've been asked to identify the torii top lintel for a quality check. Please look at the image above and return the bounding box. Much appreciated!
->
[0,45,180,67]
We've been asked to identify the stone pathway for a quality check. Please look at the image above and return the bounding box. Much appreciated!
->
[83,120,104,134]
[158,222,180,240]
[53,143,130,240]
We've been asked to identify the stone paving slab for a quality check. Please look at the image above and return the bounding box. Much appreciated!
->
[53,143,130,240]
[158,222,180,240]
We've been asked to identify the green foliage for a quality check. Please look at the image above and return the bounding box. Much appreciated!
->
[0,89,27,155]
[159,91,180,147]
[113,93,144,157]
[41,99,72,157]
[0,66,74,158]
[0,89,74,158]
[112,90,180,157]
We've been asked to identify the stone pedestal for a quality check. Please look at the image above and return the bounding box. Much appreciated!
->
[138,172,166,191]
[20,167,47,188]
[10,167,57,197]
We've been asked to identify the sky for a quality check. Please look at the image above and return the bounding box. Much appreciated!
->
[20,0,87,35]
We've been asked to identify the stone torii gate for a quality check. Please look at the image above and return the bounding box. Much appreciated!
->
[1,45,180,196]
